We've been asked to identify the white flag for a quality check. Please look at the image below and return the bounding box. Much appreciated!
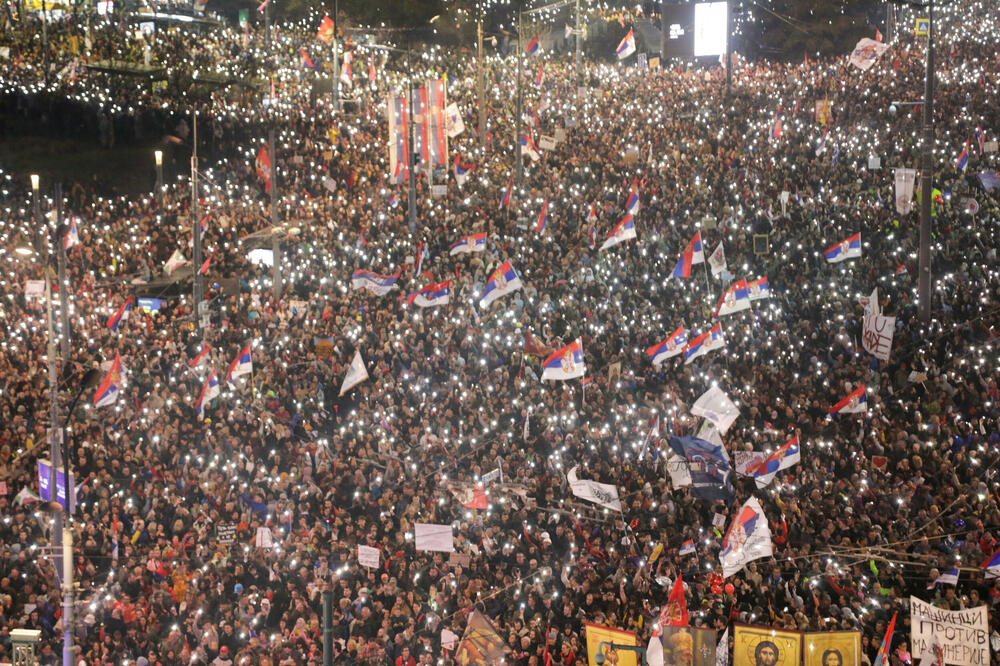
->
[691,385,740,434]
[444,102,465,138]
[720,496,772,578]
[567,465,622,511]
[848,37,890,71]
[165,249,187,275]
[708,242,727,276]
[414,522,454,552]
[339,350,369,395]
[647,636,665,666]
[895,168,917,215]
[717,628,730,666]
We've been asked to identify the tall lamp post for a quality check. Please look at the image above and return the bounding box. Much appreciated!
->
[917,0,934,323]
[15,209,99,666]
[889,0,940,322]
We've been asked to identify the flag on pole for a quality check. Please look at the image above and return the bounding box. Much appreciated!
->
[198,249,216,275]
[824,232,861,263]
[165,250,187,275]
[956,138,970,172]
[671,232,705,278]
[520,134,541,161]
[226,345,252,387]
[300,48,315,70]
[94,353,124,407]
[646,327,687,365]
[501,174,514,209]
[828,385,867,416]
[616,29,636,59]
[340,350,369,395]
[480,262,522,308]
[872,612,898,666]
[599,214,637,251]
[317,16,335,43]
[541,338,586,381]
[535,198,549,234]
[194,370,220,419]
[525,34,540,55]
[107,296,133,331]
[708,242,726,276]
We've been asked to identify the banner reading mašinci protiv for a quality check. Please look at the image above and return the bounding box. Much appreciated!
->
[909,596,989,666]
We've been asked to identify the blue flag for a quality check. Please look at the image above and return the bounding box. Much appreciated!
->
[667,436,733,500]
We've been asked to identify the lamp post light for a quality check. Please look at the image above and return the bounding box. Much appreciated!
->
[154,150,164,200]
[30,174,41,228]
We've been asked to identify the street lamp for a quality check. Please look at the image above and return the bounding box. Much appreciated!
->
[14,227,95,666]
[889,0,947,322]
[594,641,649,665]
[154,150,164,200]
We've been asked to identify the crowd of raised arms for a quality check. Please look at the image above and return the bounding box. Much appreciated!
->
[0,2,999,665]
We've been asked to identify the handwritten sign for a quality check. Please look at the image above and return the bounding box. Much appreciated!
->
[216,523,237,545]
[862,313,895,361]
[910,596,989,666]
[358,545,380,568]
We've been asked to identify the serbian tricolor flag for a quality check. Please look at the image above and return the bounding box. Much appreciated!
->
[300,48,315,70]
[671,231,705,278]
[189,344,212,373]
[94,353,124,408]
[983,548,1000,579]
[646,326,686,365]
[107,296,133,331]
[525,33,540,55]
[626,177,640,214]
[615,29,636,59]
[599,214,636,251]
[226,345,253,387]
[824,232,861,263]
[500,174,514,209]
[956,138,970,172]
[536,62,544,86]
[977,127,986,153]
[535,198,549,234]
[875,28,883,42]
[317,16,335,43]
[255,145,272,193]
[453,156,474,188]
[828,385,867,416]
[586,203,597,223]
[194,371,221,420]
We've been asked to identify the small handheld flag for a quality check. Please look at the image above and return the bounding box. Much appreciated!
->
[956,138,970,172]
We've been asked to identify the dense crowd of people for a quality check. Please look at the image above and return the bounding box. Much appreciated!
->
[0,2,1000,665]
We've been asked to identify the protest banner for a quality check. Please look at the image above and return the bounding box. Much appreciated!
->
[910,596,989,666]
